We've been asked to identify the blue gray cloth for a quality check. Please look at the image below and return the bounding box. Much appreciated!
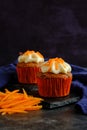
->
[71,64,87,114]
[0,60,87,114]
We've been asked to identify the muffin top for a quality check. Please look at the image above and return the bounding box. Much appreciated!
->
[18,50,44,63]
[40,58,71,74]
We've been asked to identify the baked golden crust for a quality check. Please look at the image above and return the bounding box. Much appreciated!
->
[37,72,72,97]
[17,62,41,67]
[37,72,72,79]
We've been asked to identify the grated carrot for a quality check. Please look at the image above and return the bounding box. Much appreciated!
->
[0,88,43,115]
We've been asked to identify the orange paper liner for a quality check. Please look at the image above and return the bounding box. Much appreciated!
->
[37,77,72,97]
[16,66,40,84]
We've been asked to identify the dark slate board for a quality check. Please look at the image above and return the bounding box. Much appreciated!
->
[42,94,80,109]
[2,83,80,110]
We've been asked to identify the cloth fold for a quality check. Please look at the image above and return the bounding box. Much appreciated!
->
[0,61,87,114]
[70,64,87,114]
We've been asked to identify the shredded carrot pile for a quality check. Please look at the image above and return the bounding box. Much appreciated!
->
[0,89,43,115]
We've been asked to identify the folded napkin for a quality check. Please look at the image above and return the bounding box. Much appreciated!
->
[0,60,18,88]
[71,64,87,114]
[0,60,87,114]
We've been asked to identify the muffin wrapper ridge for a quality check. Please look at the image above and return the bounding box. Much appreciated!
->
[37,77,72,97]
[16,66,40,84]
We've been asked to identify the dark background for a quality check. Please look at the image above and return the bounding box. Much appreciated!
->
[0,0,87,67]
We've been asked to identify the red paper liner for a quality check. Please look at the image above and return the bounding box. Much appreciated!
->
[37,77,72,97]
[16,66,40,84]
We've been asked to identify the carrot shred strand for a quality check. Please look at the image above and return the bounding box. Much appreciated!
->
[0,88,43,115]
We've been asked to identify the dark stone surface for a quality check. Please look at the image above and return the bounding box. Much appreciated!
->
[0,0,87,67]
[0,104,87,130]
[0,83,86,130]
[2,83,80,109]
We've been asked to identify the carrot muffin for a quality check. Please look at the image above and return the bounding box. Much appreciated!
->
[16,50,44,84]
[37,58,72,97]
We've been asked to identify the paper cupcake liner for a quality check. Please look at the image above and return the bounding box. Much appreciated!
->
[37,77,72,97]
[16,66,40,84]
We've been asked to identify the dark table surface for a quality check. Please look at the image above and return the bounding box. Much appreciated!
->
[0,83,87,130]
[0,104,87,130]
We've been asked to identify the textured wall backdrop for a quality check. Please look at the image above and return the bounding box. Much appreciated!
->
[0,0,87,67]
